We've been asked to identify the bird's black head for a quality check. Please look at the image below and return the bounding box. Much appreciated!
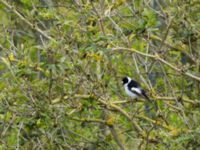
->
[122,77,129,85]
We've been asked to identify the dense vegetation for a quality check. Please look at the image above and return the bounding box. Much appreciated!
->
[0,0,200,149]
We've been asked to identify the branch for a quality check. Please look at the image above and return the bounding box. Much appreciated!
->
[69,116,126,150]
[154,96,200,105]
[67,94,191,139]
[149,35,195,63]
[0,0,55,41]
[111,47,200,82]
[71,94,179,132]
[69,117,106,124]
[137,115,173,131]
[98,98,144,135]
[109,125,126,150]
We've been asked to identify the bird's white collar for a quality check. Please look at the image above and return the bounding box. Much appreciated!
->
[127,76,131,83]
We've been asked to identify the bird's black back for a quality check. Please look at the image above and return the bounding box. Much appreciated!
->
[128,80,140,88]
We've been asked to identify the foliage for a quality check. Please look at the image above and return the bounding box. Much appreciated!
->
[0,0,200,149]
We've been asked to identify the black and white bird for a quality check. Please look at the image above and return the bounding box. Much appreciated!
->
[122,76,151,101]
[122,76,160,118]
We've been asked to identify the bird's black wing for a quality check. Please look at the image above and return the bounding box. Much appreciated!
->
[128,79,152,102]
[129,80,151,100]
[128,80,142,96]
[128,80,140,88]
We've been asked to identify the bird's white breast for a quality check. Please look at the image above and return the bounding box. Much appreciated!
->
[124,84,138,99]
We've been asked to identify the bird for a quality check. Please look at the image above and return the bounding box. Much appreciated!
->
[121,76,167,121]
[122,76,159,117]
[122,76,151,101]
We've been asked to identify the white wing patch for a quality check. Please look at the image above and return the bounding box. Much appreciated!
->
[131,87,142,94]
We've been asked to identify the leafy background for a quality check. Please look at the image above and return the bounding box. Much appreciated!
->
[0,0,200,149]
